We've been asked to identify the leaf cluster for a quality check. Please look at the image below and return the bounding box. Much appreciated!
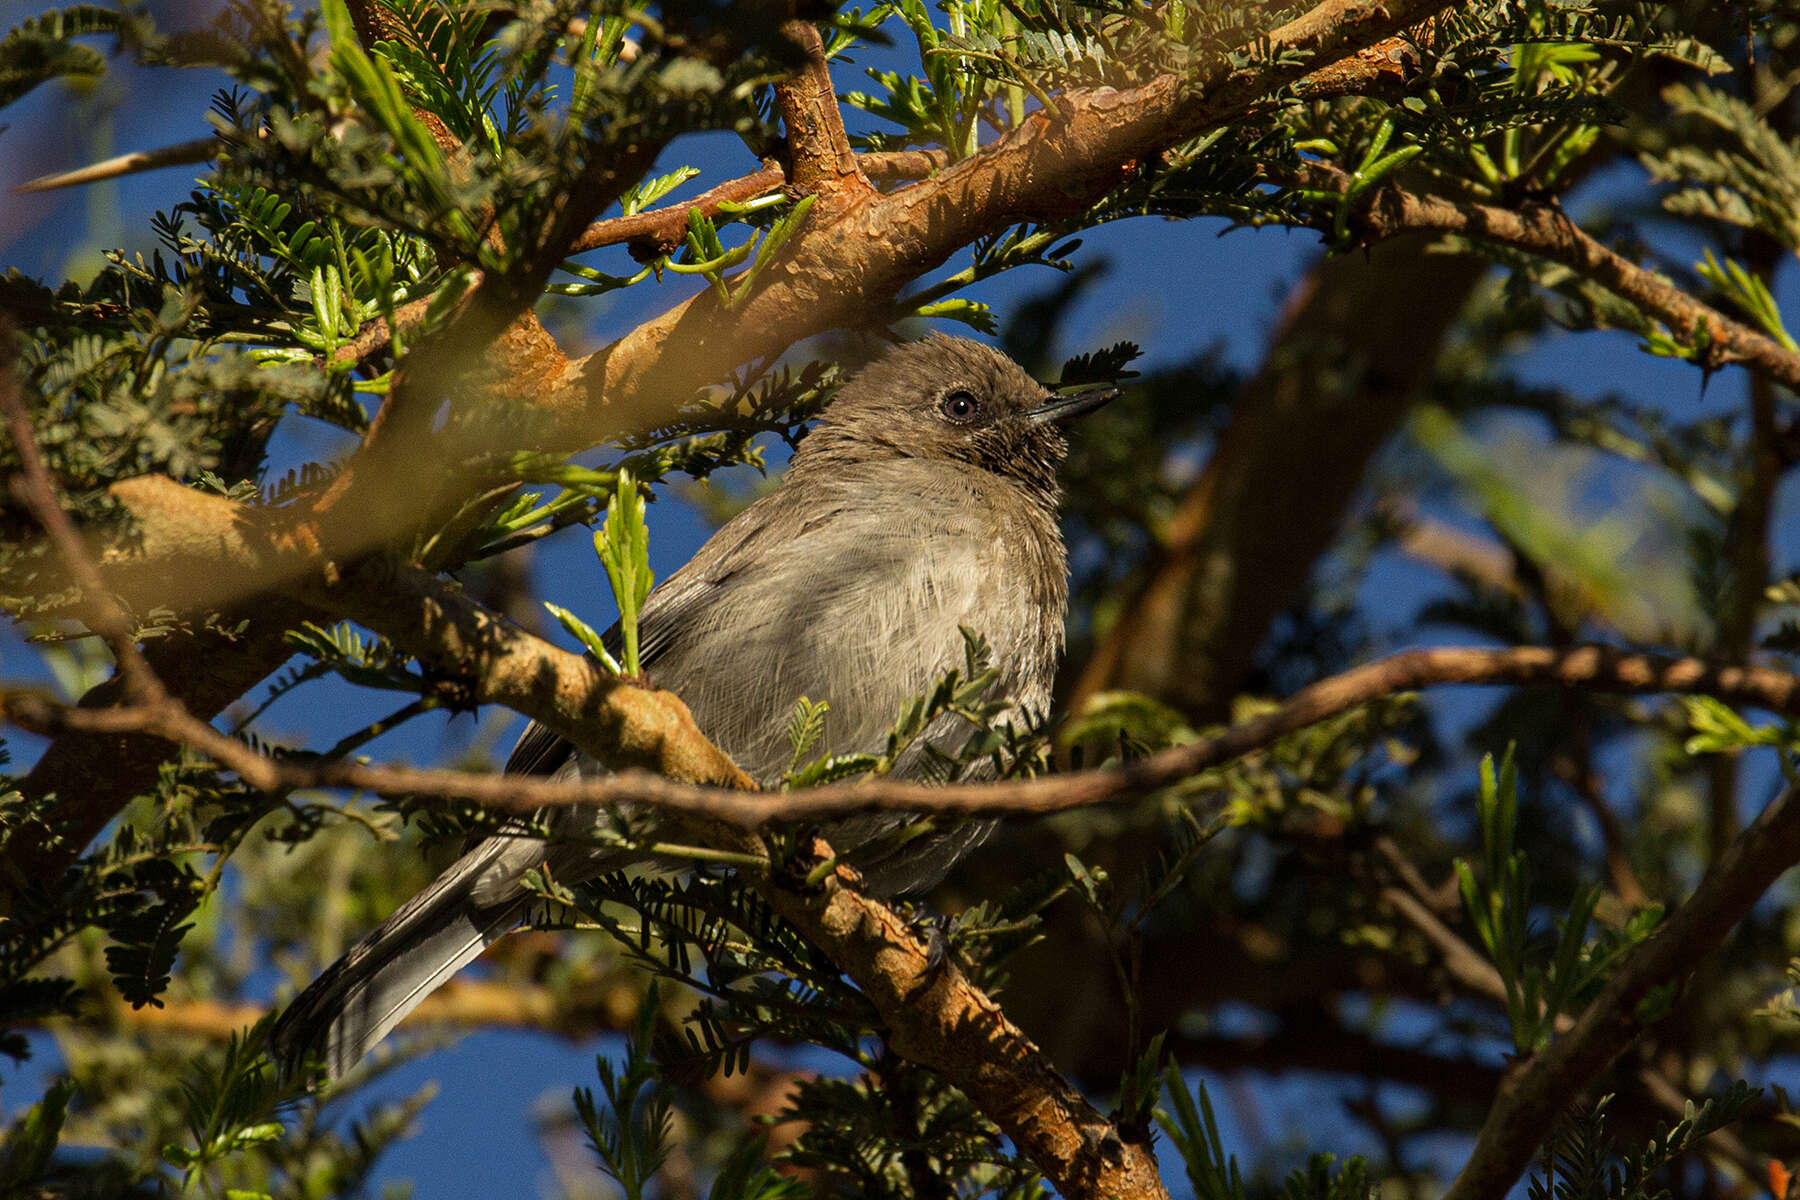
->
[1456,750,1664,1053]
[1529,1085,1762,1200]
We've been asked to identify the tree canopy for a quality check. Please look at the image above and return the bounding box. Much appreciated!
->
[3,0,1800,1197]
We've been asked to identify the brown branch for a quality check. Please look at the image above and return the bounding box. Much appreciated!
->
[0,0,1460,893]
[13,136,218,194]
[74,977,603,1041]
[753,856,1169,1198]
[1339,176,1800,391]
[772,20,870,197]
[10,644,1800,832]
[1445,782,1800,1200]
[304,554,757,789]
[859,148,954,183]
[1382,886,1511,1002]
[546,0,1457,452]
[1388,504,1525,598]
[571,164,788,256]
[564,146,953,261]
[11,1,1443,625]
[329,292,441,368]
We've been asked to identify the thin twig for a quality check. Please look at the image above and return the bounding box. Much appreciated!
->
[7,644,1799,827]
[1381,885,1510,1001]
[12,137,218,194]
[570,164,788,255]
[1305,166,1800,391]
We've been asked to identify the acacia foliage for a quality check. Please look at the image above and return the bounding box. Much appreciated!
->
[3,0,1800,1197]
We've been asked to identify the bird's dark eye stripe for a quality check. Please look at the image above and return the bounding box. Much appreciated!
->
[940,390,981,422]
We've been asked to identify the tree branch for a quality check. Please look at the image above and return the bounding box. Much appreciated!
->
[571,164,788,255]
[1337,175,1800,390]
[12,137,218,194]
[1445,782,1800,1200]
[752,856,1169,1198]
[10,644,1800,831]
[0,0,1460,893]
[336,146,943,363]
[14,2,1449,623]
[543,0,1458,452]
[773,20,870,196]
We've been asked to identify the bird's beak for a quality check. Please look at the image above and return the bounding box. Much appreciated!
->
[1026,385,1120,426]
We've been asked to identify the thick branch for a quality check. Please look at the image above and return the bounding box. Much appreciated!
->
[0,0,1460,891]
[305,555,757,788]
[754,859,1168,1198]
[546,0,1459,447]
[15,3,1448,622]
[1445,783,1800,1200]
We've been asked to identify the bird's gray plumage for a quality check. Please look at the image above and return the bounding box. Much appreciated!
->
[273,335,1106,1079]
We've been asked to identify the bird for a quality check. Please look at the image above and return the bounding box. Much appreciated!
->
[272,333,1117,1079]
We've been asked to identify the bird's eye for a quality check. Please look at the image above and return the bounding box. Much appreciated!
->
[940,390,982,423]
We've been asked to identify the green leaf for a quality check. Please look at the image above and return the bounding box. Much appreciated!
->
[1156,1066,1246,1200]
[910,296,997,334]
[786,696,830,772]
[1682,695,1787,756]
[620,166,701,216]
[0,1077,74,1189]
[730,193,816,305]
[596,468,654,676]
[284,621,422,692]
[0,5,130,108]
[546,601,623,676]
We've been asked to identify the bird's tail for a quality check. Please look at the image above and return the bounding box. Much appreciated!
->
[272,840,527,1081]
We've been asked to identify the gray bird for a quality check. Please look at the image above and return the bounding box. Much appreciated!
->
[273,334,1115,1079]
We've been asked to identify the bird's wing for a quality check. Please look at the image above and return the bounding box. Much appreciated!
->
[503,716,577,777]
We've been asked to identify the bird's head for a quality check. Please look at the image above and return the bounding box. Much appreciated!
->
[794,334,1116,499]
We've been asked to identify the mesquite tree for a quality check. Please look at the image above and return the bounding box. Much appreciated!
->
[3,0,1800,1197]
